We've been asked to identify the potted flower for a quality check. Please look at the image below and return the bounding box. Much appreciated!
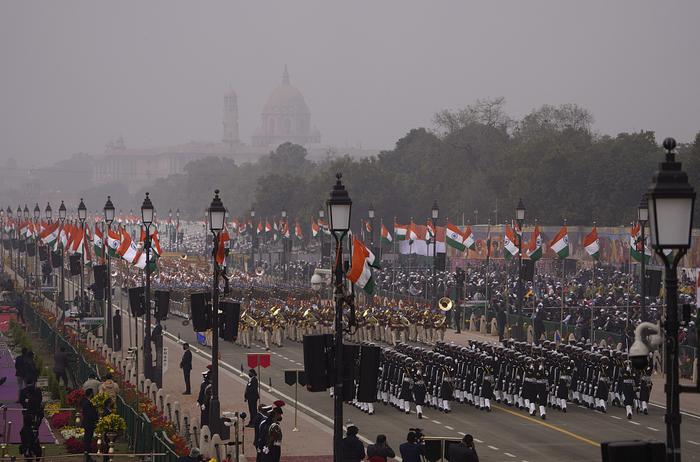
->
[95,413,126,442]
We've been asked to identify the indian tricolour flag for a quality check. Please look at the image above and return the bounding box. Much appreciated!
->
[39,222,60,248]
[394,222,407,241]
[503,224,519,259]
[550,225,569,259]
[584,227,600,260]
[527,224,543,262]
[93,225,104,259]
[107,227,121,256]
[445,222,466,251]
[117,228,139,264]
[311,219,319,238]
[381,223,392,244]
[346,237,380,295]
[462,225,476,250]
[630,222,652,263]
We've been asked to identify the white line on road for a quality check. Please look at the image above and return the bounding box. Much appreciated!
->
[458,431,466,436]
[610,415,622,420]
[474,438,484,443]
[504,453,516,458]
[650,402,700,420]
[488,445,499,451]
[688,440,700,446]
[628,421,640,426]
[432,420,442,425]
[444,425,454,430]
[647,427,659,432]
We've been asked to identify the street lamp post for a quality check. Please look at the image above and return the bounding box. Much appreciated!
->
[104,197,115,349]
[141,193,154,382]
[318,207,325,269]
[250,207,256,274]
[281,209,287,280]
[327,174,352,462]
[208,189,226,435]
[637,196,649,322]
[516,199,526,310]
[168,209,173,252]
[368,203,375,250]
[77,199,87,319]
[431,201,439,304]
[33,204,40,288]
[45,203,52,288]
[646,137,697,462]
[21,206,27,281]
[6,207,12,279]
[58,202,66,311]
[176,209,180,251]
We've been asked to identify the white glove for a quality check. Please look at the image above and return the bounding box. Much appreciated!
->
[201,405,206,411]
[263,446,270,454]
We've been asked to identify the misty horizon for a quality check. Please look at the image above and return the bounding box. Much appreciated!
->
[2,1,700,168]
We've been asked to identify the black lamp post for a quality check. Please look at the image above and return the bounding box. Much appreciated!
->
[281,210,288,280]
[45,203,52,288]
[58,201,66,309]
[431,200,439,303]
[176,208,180,251]
[6,207,12,278]
[327,173,352,462]
[368,203,375,250]
[516,198,526,310]
[318,207,325,268]
[250,206,256,274]
[141,193,154,382]
[104,196,115,349]
[168,209,173,251]
[33,203,40,288]
[77,199,87,317]
[638,196,649,323]
[647,137,696,462]
[21,206,27,279]
[208,189,226,435]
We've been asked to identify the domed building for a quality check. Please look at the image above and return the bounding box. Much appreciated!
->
[252,66,321,147]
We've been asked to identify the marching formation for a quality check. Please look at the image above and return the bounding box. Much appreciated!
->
[369,339,653,421]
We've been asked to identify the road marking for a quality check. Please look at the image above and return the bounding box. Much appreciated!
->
[650,402,700,420]
[628,421,640,426]
[493,405,599,447]
[474,438,484,443]
[431,419,442,424]
[444,425,454,430]
[488,445,499,451]
[458,431,466,436]
[687,440,700,446]
[610,415,622,420]
[647,427,659,432]
[504,453,516,458]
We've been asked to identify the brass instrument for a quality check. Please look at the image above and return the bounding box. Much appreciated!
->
[433,313,447,329]
[399,315,410,327]
[438,297,453,312]
[255,264,266,277]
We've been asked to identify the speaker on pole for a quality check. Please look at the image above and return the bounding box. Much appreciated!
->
[645,269,662,297]
[51,251,63,269]
[303,334,333,392]
[564,258,577,275]
[155,290,170,320]
[356,345,380,402]
[39,246,49,262]
[342,344,359,401]
[522,259,535,282]
[69,255,81,276]
[219,300,240,341]
[190,292,211,332]
[128,286,146,317]
[434,252,446,271]
[26,244,36,257]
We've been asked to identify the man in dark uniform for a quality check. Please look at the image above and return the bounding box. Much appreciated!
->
[81,388,98,457]
[112,309,122,351]
[245,369,260,427]
[180,343,192,394]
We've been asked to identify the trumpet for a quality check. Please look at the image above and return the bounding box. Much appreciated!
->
[438,297,453,312]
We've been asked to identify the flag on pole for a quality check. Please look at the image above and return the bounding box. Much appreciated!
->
[107,227,121,256]
[295,222,303,240]
[426,219,435,241]
[462,225,476,250]
[630,222,652,263]
[584,227,600,260]
[381,223,392,244]
[39,222,60,248]
[311,219,320,238]
[503,224,519,259]
[93,225,104,259]
[346,237,380,295]
[527,224,543,262]
[215,228,230,265]
[445,222,466,251]
[394,221,407,241]
[408,221,420,242]
[549,225,570,259]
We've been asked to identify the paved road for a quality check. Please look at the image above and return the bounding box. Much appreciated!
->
[157,316,700,462]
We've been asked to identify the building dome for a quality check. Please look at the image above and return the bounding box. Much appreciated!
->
[262,67,309,115]
[252,65,320,147]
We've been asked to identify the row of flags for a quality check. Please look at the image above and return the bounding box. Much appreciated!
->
[1,217,162,271]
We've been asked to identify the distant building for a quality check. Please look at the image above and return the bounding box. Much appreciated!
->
[92,66,373,192]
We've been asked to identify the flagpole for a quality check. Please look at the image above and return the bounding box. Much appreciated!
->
[485,219,491,312]
[627,221,633,346]
[560,219,566,337]
[591,221,596,344]
[378,218,383,293]
[392,217,397,300]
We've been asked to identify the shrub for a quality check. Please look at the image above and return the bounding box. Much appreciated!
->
[50,411,72,429]
[64,437,96,454]
[65,388,86,407]
[95,414,126,435]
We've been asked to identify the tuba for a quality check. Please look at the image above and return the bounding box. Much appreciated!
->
[438,297,453,312]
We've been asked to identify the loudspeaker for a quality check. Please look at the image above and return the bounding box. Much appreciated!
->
[39,246,48,262]
[51,251,63,269]
[219,300,240,341]
[190,292,211,332]
[522,259,535,281]
[342,344,359,401]
[357,345,380,402]
[69,255,81,276]
[93,265,107,289]
[12,239,19,250]
[434,252,446,271]
[601,440,665,462]
[564,258,577,275]
[128,286,146,317]
[2,239,9,250]
[303,334,333,392]
[26,243,36,257]
[155,290,170,319]
[321,241,331,267]
[645,269,662,297]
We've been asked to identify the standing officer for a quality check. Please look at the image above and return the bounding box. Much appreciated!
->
[245,369,260,427]
[180,343,193,395]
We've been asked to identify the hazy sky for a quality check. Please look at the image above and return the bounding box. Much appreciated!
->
[2,1,700,167]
